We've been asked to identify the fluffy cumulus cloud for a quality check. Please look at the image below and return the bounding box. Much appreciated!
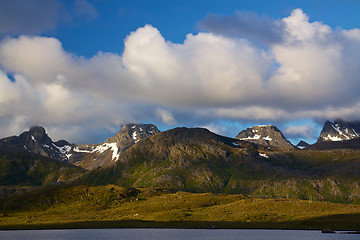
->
[1,9,360,143]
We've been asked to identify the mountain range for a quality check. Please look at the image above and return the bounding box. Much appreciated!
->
[0,120,360,203]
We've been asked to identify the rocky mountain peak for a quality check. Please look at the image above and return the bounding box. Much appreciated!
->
[235,125,293,148]
[29,126,46,137]
[106,123,160,144]
[317,120,360,142]
[1,126,71,161]
[20,126,51,144]
[69,123,160,170]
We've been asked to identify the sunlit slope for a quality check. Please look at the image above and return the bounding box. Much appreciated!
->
[0,185,359,230]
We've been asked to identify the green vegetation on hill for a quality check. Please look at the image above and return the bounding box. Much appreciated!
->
[0,150,86,186]
[76,128,360,204]
[0,185,359,230]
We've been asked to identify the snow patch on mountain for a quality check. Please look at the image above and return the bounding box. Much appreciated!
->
[240,134,261,140]
[259,153,269,158]
[263,136,272,141]
[324,134,343,141]
[132,131,138,142]
[73,143,120,161]
[52,143,71,155]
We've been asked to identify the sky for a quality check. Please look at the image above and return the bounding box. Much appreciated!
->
[1,0,360,145]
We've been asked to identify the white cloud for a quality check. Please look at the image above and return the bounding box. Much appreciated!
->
[156,108,177,126]
[199,123,227,136]
[1,9,360,143]
[284,124,317,139]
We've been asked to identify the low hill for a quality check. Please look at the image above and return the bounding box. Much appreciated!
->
[0,185,359,230]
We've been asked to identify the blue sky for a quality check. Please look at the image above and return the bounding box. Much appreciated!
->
[0,0,360,145]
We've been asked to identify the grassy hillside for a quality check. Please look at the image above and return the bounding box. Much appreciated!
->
[0,184,359,230]
[0,149,86,186]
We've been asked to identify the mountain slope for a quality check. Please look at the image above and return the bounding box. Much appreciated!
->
[0,149,85,186]
[68,124,160,170]
[235,125,293,149]
[0,126,72,161]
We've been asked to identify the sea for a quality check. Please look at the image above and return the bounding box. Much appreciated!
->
[0,229,358,240]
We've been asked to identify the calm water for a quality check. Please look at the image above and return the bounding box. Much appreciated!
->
[0,229,358,240]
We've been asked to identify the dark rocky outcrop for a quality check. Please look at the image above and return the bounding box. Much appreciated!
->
[235,125,293,149]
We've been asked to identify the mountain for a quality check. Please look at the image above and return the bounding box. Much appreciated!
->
[0,126,72,161]
[317,120,360,142]
[305,120,360,150]
[235,125,293,149]
[67,124,160,170]
[79,127,267,190]
[296,140,309,149]
[78,127,360,203]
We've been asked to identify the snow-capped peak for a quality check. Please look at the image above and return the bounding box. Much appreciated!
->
[318,120,360,142]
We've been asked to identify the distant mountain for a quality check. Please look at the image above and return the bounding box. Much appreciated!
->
[317,120,360,142]
[0,126,72,161]
[68,124,160,170]
[235,125,293,149]
[296,140,309,149]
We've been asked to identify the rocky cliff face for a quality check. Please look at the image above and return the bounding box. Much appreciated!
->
[0,126,71,161]
[68,124,160,170]
[235,125,293,148]
[317,120,360,142]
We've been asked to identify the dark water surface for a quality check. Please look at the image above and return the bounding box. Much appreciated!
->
[0,229,358,240]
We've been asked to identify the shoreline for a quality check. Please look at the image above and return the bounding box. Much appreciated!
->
[0,220,359,231]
